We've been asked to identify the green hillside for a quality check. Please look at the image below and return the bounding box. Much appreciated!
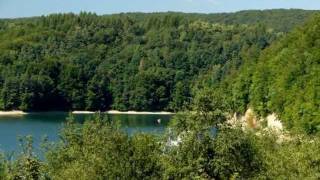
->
[247,14,320,133]
[125,9,316,32]
[0,10,315,112]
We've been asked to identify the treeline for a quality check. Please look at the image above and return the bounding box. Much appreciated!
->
[0,10,315,112]
[127,9,316,32]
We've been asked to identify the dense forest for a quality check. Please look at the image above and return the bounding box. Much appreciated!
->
[0,9,318,133]
[0,9,315,111]
[220,14,320,133]
[0,9,319,179]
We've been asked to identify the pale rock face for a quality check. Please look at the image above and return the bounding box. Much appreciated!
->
[228,108,258,129]
[228,109,286,143]
[267,113,283,131]
[167,136,182,147]
[243,108,257,128]
[228,109,283,132]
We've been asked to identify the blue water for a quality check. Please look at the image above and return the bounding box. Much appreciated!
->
[0,112,172,154]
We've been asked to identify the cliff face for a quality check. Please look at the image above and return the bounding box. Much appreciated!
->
[229,108,283,132]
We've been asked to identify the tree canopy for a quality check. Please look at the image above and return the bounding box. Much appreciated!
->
[217,14,320,133]
[0,10,315,112]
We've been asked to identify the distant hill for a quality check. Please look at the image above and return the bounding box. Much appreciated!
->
[2,9,317,32]
[122,9,317,32]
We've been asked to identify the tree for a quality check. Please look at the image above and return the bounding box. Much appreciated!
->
[86,74,111,111]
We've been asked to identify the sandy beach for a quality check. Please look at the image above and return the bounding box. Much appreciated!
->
[0,110,174,115]
[0,111,28,116]
[71,111,96,114]
[72,110,174,115]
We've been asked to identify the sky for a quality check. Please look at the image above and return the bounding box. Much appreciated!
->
[0,0,320,18]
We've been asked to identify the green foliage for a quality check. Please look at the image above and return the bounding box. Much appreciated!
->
[0,154,8,179]
[43,113,265,179]
[162,130,215,179]
[221,14,320,133]
[0,9,319,179]
[212,127,263,179]
[0,10,309,112]
[45,114,162,179]
[1,113,320,179]
[129,134,162,179]
[2,136,44,180]
[169,87,230,133]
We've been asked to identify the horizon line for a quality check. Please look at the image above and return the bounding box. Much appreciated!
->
[1,8,318,20]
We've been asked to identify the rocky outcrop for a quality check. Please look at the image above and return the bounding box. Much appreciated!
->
[228,108,283,132]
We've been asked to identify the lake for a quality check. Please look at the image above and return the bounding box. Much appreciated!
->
[0,112,172,153]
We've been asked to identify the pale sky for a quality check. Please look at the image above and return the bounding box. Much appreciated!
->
[0,0,320,18]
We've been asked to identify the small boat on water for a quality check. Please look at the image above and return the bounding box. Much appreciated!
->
[157,118,161,124]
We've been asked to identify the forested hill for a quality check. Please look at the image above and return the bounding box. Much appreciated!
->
[124,9,317,32]
[0,9,317,112]
[217,14,320,133]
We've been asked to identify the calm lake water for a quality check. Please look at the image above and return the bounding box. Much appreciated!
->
[0,112,172,153]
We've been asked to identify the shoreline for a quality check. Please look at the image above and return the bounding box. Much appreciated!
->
[0,111,28,116]
[0,110,174,116]
[73,110,175,115]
